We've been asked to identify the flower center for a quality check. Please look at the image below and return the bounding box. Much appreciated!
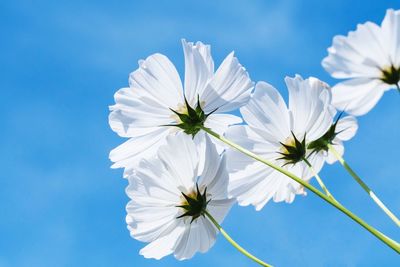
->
[277,132,306,166]
[176,184,210,223]
[381,65,400,86]
[168,96,217,137]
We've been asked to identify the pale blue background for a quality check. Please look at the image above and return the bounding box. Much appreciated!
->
[1,0,399,266]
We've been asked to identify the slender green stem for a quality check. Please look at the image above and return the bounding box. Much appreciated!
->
[204,210,273,267]
[201,126,400,253]
[328,144,400,227]
[302,157,335,200]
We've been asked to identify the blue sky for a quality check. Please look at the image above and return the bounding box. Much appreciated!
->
[1,0,399,266]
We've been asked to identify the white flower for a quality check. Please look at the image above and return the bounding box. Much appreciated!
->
[309,115,358,164]
[125,134,234,260]
[322,9,400,116]
[109,39,253,177]
[226,75,335,210]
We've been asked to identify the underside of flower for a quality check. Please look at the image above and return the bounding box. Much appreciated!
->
[308,114,342,154]
[176,184,210,223]
[381,65,400,87]
[277,132,306,167]
[168,96,217,137]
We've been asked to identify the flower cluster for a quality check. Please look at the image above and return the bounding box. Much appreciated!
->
[109,8,400,265]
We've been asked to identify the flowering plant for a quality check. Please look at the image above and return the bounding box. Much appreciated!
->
[109,9,400,266]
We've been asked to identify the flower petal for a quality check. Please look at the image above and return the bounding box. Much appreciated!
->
[230,158,307,210]
[109,128,170,176]
[138,221,186,260]
[204,155,230,200]
[129,53,184,109]
[157,134,199,192]
[182,40,214,106]
[286,75,334,141]
[207,199,235,223]
[322,22,388,79]
[126,159,183,244]
[225,125,277,160]
[201,52,254,113]
[240,81,291,143]
[109,87,174,137]
[331,78,387,116]
[204,113,242,135]
[336,116,358,141]
[325,141,344,164]
[174,217,216,260]
[381,9,400,67]
[197,135,221,190]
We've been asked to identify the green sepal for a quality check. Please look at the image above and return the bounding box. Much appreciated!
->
[167,95,218,137]
[277,132,306,166]
[176,184,210,223]
[308,112,344,155]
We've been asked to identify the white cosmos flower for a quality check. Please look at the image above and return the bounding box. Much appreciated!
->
[225,75,335,210]
[322,9,400,116]
[109,39,253,177]
[126,134,234,260]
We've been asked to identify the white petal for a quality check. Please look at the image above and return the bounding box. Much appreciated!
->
[322,22,388,79]
[197,135,221,190]
[240,81,291,142]
[174,217,217,260]
[109,128,169,175]
[139,221,186,260]
[157,134,199,192]
[195,135,232,200]
[336,116,358,141]
[127,159,182,201]
[204,113,242,136]
[125,159,183,243]
[207,199,235,223]
[201,52,254,113]
[230,160,305,209]
[204,155,230,200]
[109,87,174,137]
[331,78,388,116]
[303,151,326,179]
[286,75,334,141]
[182,40,214,106]
[381,9,400,67]
[129,53,184,109]
[127,205,178,243]
[326,141,344,164]
[225,125,277,164]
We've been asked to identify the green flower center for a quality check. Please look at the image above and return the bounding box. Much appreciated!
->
[168,96,217,137]
[381,65,400,86]
[176,184,210,223]
[277,132,306,167]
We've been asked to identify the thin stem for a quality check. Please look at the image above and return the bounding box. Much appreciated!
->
[328,144,400,228]
[302,157,335,200]
[201,126,400,253]
[204,210,273,267]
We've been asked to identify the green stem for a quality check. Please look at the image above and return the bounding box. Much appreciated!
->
[302,157,335,200]
[328,144,400,227]
[201,126,400,253]
[204,210,273,267]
